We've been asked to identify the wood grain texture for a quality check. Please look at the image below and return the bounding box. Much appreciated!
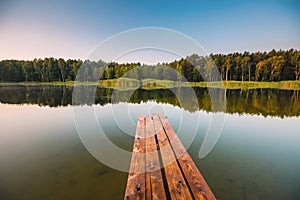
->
[145,116,166,200]
[124,114,146,200]
[152,114,193,200]
[158,113,217,200]
[125,113,216,200]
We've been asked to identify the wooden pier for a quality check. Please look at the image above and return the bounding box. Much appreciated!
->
[124,113,216,200]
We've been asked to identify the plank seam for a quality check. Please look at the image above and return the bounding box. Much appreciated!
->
[152,118,172,200]
[157,114,196,200]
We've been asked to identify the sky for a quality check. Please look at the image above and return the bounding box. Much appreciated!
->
[0,0,299,62]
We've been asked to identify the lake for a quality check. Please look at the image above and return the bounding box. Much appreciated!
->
[0,85,299,199]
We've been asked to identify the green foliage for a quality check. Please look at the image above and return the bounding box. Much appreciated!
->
[0,49,300,83]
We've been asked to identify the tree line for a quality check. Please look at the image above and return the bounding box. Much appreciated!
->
[0,49,299,82]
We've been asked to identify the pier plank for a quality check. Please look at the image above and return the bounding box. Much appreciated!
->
[124,114,216,200]
[124,114,146,200]
[145,116,166,200]
[158,114,216,200]
[152,114,192,200]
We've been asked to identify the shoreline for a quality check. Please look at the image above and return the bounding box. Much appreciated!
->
[0,80,299,90]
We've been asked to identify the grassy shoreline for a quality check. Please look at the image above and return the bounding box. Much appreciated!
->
[0,79,300,90]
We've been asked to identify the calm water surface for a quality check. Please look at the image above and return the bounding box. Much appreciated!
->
[0,86,299,200]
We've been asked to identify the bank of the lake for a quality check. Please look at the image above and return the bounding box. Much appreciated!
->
[1,80,300,90]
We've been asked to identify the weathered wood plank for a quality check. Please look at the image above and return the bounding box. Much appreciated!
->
[145,172,151,200]
[145,115,152,200]
[125,113,216,200]
[145,116,166,200]
[158,113,217,200]
[152,114,193,200]
[124,114,146,200]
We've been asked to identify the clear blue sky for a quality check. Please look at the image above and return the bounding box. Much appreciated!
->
[0,0,299,61]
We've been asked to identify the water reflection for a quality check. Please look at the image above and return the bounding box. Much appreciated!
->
[0,102,299,200]
[0,85,299,117]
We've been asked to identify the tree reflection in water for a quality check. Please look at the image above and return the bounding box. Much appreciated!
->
[0,85,299,118]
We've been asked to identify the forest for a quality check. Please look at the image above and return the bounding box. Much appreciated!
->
[0,49,299,82]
